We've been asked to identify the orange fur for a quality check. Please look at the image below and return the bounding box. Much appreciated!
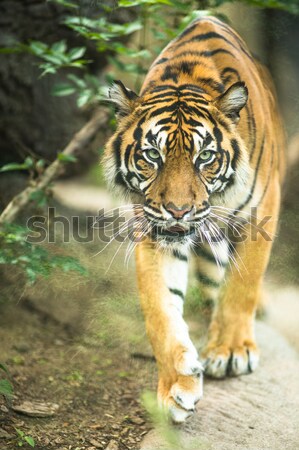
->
[104,16,285,421]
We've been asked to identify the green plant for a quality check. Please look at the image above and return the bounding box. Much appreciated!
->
[15,428,35,448]
[0,363,13,402]
[65,370,84,382]
[0,153,77,177]
[1,0,298,109]
[21,40,90,76]
[0,224,88,284]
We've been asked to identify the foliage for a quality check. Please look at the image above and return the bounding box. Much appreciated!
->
[46,0,299,105]
[220,0,299,13]
[15,428,35,448]
[0,224,88,284]
[1,0,297,107]
[0,363,13,402]
[21,40,90,77]
[0,157,36,174]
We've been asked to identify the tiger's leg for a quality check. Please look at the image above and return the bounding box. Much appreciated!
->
[136,238,203,422]
[193,239,228,309]
[201,180,280,378]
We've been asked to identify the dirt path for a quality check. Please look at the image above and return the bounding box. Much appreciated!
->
[0,299,155,450]
[0,181,156,449]
[140,321,299,450]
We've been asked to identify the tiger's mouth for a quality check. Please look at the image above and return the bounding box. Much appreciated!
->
[151,223,197,242]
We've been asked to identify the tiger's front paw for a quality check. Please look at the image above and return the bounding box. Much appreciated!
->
[158,351,204,423]
[201,341,259,379]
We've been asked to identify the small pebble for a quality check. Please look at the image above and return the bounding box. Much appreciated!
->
[105,440,118,450]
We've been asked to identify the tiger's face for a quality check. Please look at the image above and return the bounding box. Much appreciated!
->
[104,81,251,248]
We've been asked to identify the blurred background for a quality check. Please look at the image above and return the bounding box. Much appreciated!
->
[0,1,298,449]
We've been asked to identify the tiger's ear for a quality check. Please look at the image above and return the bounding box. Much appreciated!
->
[108,80,139,118]
[215,82,248,123]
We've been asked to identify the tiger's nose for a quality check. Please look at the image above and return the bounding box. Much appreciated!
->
[164,202,192,219]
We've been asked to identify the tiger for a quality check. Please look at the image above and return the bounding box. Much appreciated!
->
[103,15,285,422]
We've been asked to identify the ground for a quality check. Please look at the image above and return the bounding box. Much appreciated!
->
[0,183,157,450]
[0,280,155,450]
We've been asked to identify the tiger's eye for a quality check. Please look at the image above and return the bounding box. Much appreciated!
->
[199,150,212,161]
[146,148,161,161]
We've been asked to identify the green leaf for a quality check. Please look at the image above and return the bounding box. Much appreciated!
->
[51,83,76,96]
[69,59,91,68]
[77,90,93,107]
[16,428,24,438]
[0,163,28,172]
[0,363,9,374]
[24,157,34,168]
[0,379,13,399]
[51,40,67,54]
[25,268,37,284]
[68,47,86,61]
[42,53,65,65]
[39,63,57,77]
[29,41,48,56]
[25,436,35,447]
[67,74,86,88]
[36,159,46,170]
[57,153,77,163]
[29,189,48,207]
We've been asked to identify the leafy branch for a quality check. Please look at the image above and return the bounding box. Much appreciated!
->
[0,109,108,226]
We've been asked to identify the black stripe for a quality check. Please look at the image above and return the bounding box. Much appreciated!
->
[148,103,178,118]
[198,49,235,58]
[161,66,179,83]
[113,134,127,188]
[177,23,197,39]
[150,84,177,93]
[199,17,254,61]
[178,83,206,94]
[249,113,257,160]
[257,144,274,206]
[196,272,220,288]
[176,31,243,58]
[158,49,235,63]
[194,245,216,263]
[196,76,225,93]
[169,287,184,300]
[172,249,188,262]
[154,57,168,66]
[220,66,241,84]
[230,139,240,171]
[236,134,265,213]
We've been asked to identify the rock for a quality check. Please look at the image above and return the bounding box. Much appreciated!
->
[89,423,105,430]
[89,438,102,448]
[13,342,30,353]
[140,322,299,450]
[12,400,59,417]
[129,416,145,425]
[105,439,118,450]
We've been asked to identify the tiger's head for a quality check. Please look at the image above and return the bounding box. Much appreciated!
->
[104,81,251,248]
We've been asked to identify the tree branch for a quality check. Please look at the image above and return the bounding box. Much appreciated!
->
[0,109,109,225]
